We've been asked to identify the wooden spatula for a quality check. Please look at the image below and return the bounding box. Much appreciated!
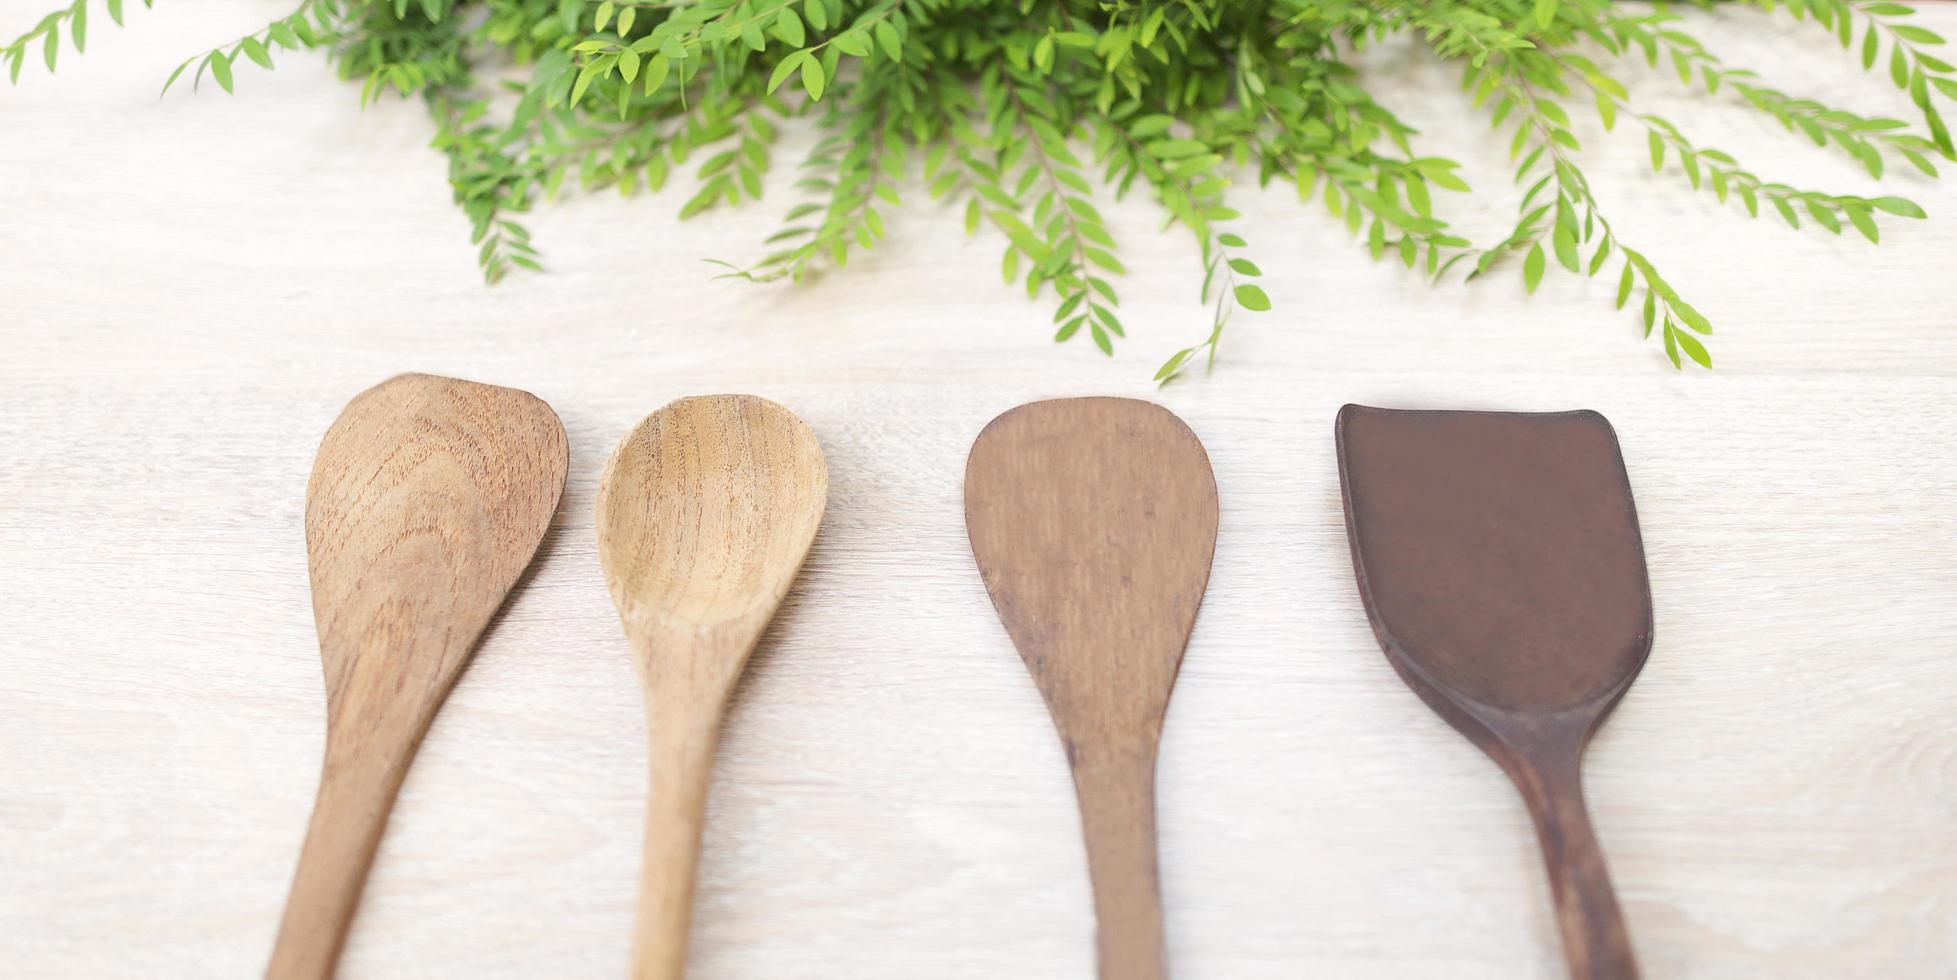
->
[1335,405,1652,980]
[595,394,828,980]
[964,397,1219,980]
[269,373,567,980]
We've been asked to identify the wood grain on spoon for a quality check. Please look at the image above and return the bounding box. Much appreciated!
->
[1336,405,1651,980]
[595,394,828,980]
[964,397,1219,980]
[269,373,567,980]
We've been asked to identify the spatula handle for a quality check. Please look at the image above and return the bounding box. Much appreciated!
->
[1522,743,1639,980]
[1070,739,1168,980]
[631,698,724,980]
[266,743,412,980]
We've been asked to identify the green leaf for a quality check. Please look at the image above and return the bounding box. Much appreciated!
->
[594,1,613,32]
[1615,262,1634,309]
[1155,349,1194,383]
[873,19,901,61]
[1844,204,1879,243]
[1648,131,1664,171]
[1551,224,1580,273]
[1533,0,1558,31]
[240,36,273,69]
[800,55,824,99]
[571,59,602,105]
[1522,241,1546,294]
[1674,325,1712,368]
[161,57,192,95]
[1233,283,1270,311]
[1146,138,1208,159]
[1227,258,1261,276]
[774,8,805,47]
[1807,200,1842,234]
[766,50,806,94]
[834,31,870,56]
[1872,196,1926,218]
[1671,299,1713,335]
[643,52,669,95]
[209,50,233,93]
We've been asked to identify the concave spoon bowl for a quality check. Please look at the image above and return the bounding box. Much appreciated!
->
[1336,404,1652,980]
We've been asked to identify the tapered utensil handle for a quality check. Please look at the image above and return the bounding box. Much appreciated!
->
[1519,743,1639,980]
[1070,738,1168,980]
[267,741,413,980]
[631,675,732,980]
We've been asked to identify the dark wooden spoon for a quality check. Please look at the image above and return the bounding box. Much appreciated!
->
[964,397,1219,980]
[1335,404,1651,980]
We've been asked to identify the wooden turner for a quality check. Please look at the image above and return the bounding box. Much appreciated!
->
[269,374,567,980]
[595,394,827,980]
[964,397,1219,980]
[1335,405,1652,980]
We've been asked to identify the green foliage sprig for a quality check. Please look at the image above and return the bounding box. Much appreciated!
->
[10,0,1952,376]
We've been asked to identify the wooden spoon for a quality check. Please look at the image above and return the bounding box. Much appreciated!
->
[269,373,567,980]
[595,394,828,980]
[963,397,1219,980]
[1334,405,1652,980]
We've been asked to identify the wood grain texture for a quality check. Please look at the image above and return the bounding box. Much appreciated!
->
[1337,406,1651,980]
[2,6,1956,978]
[965,398,1219,980]
[272,374,568,980]
[596,395,827,980]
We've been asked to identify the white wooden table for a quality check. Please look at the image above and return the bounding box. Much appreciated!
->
[4,4,1954,978]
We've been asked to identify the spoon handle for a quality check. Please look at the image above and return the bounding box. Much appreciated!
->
[267,737,414,980]
[1070,738,1168,980]
[631,661,738,980]
[1517,741,1639,980]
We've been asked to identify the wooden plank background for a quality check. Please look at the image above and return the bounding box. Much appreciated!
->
[2,4,1953,977]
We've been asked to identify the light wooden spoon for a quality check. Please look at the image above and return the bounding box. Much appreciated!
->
[964,397,1220,980]
[270,373,567,980]
[595,394,828,980]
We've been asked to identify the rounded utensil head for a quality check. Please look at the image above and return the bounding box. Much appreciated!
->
[304,373,568,708]
[1336,405,1652,716]
[595,395,828,632]
[964,397,1219,736]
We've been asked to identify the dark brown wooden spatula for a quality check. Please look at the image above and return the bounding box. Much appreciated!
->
[1335,405,1651,980]
[964,397,1219,980]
